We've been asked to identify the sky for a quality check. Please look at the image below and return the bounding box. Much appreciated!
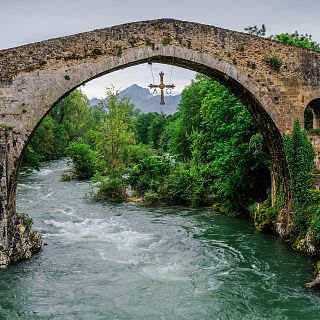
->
[1,0,320,99]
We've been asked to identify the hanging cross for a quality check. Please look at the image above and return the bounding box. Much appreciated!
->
[149,71,175,105]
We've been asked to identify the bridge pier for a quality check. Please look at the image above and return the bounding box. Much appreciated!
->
[0,128,42,268]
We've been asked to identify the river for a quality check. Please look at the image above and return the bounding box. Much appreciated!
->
[0,159,319,319]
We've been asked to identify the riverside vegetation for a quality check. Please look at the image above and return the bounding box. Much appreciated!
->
[22,28,320,287]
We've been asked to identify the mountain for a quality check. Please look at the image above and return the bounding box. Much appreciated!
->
[119,84,153,100]
[89,84,180,114]
[89,98,101,107]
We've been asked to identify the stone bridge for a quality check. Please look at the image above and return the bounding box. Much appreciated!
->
[0,19,320,267]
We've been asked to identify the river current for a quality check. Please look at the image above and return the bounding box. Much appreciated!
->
[0,159,319,319]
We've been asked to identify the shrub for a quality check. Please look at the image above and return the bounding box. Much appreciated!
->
[122,144,154,166]
[128,155,173,195]
[143,191,160,203]
[93,172,126,202]
[159,162,210,206]
[311,207,320,241]
[22,145,42,170]
[66,141,98,179]
[158,164,192,204]
[267,56,282,72]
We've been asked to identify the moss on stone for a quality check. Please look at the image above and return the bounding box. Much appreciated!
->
[145,38,155,50]
[212,202,239,217]
[250,202,275,232]
[267,56,283,72]
[162,33,172,46]
[128,37,137,47]
[114,45,123,57]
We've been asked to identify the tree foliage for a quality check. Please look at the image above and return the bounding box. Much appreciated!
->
[66,141,98,179]
[22,90,92,169]
[274,32,320,52]
[244,24,320,52]
[166,75,270,208]
[93,89,136,172]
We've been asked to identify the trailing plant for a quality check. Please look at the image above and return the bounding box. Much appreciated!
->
[284,119,315,228]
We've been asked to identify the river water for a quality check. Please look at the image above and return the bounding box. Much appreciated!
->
[0,160,319,319]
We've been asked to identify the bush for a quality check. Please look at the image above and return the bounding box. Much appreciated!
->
[128,155,173,195]
[267,56,282,72]
[22,145,42,170]
[66,141,98,179]
[122,144,154,166]
[128,156,211,206]
[311,208,320,241]
[159,163,210,206]
[303,190,320,240]
[143,190,160,203]
[158,164,192,204]
[93,172,126,202]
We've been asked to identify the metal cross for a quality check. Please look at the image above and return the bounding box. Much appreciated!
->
[148,71,175,105]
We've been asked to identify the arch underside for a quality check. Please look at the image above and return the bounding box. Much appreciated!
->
[308,99,320,129]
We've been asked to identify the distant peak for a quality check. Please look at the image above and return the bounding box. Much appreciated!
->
[119,84,152,99]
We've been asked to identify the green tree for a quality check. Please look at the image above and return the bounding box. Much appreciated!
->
[274,32,320,52]
[244,24,320,52]
[134,112,158,144]
[148,113,166,149]
[167,74,215,159]
[51,89,91,141]
[199,80,270,208]
[164,75,270,210]
[94,89,136,171]
[23,116,60,168]
[304,106,314,131]
[22,89,93,169]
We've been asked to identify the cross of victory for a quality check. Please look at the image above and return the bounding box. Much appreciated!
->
[148,71,175,105]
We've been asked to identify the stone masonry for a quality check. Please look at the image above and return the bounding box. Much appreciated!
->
[0,19,320,266]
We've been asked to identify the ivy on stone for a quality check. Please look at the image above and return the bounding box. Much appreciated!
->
[284,119,315,226]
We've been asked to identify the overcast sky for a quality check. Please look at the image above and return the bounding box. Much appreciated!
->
[2,0,319,98]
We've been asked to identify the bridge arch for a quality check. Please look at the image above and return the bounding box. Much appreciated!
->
[4,18,320,266]
[17,45,289,208]
[304,98,320,130]
[304,98,320,169]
